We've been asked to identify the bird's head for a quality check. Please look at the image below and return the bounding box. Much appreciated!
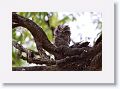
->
[54,25,71,36]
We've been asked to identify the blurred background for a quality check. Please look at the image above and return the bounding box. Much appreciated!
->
[12,12,102,67]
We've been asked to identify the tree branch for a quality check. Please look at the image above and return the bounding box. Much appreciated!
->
[12,13,57,55]
[12,65,58,71]
[12,41,28,53]
[12,41,56,65]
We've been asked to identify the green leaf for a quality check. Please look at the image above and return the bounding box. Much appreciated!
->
[49,13,58,27]
[59,16,71,24]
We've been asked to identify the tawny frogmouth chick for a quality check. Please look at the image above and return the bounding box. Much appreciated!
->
[54,25,71,48]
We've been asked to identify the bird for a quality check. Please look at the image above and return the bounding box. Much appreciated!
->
[54,25,71,47]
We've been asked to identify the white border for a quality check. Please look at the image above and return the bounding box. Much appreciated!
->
[0,0,114,83]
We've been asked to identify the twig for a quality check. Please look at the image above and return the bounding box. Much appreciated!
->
[12,41,28,53]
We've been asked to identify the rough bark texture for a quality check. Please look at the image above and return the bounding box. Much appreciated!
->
[12,13,102,71]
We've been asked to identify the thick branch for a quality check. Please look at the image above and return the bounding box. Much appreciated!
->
[12,23,20,28]
[12,13,57,55]
[57,42,102,66]
[20,55,56,65]
[12,65,58,71]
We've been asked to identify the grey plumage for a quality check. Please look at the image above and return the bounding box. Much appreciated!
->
[54,25,71,47]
